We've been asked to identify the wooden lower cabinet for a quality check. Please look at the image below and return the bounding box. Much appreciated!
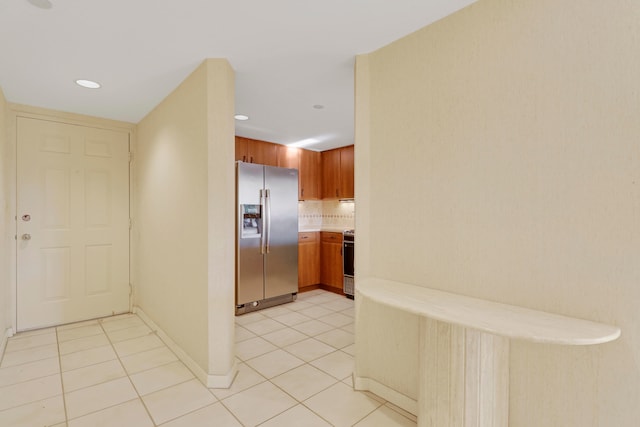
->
[298,231,344,295]
[320,232,343,291]
[298,232,320,288]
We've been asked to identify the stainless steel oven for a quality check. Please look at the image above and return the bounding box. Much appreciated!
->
[343,230,354,298]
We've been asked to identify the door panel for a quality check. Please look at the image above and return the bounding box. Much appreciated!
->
[17,117,130,331]
[236,162,265,305]
[263,166,298,299]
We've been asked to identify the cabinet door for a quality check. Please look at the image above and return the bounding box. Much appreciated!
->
[320,232,343,290]
[277,145,300,169]
[278,146,301,198]
[298,232,320,287]
[339,145,354,199]
[248,139,278,166]
[321,148,341,199]
[299,149,320,200]
[235,136,249,162]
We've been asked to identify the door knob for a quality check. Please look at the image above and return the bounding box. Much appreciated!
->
[21,234,31,240]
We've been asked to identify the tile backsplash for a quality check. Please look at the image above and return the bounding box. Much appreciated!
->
[298,200,355,230]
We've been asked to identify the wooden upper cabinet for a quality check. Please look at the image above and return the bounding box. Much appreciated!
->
[321,148,341,199]
[235,136,248,162]
[236,136,323,200]
[277,145,300,169]
[339,145,354,199]
[235,136,278,166]
[277,145,320,201]
[299,149,320,200]
[277,145,302,199]
[249,139,278,166]
[321,145,354,199]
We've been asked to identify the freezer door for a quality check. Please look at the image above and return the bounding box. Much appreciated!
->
[236,162,265,305]
[263,166,299,299]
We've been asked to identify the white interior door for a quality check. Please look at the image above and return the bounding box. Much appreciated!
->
[16,117,130,331]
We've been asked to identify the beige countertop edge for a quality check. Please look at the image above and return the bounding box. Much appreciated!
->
[299,227,350,233]
[357,277,621,346]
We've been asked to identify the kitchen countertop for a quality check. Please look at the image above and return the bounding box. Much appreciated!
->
[299,227,352,233]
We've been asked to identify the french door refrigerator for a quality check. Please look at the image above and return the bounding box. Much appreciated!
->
[236,162,298,314]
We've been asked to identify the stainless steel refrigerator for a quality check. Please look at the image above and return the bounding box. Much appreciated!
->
[236,162,298,315]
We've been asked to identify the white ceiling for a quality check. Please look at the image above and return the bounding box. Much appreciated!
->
[0,0,476,151]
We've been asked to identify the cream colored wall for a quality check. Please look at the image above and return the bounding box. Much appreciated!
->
[204,60,236,378]
[134,59,235,379]
[355,0,640,425]
[354,56,371,289]
[0,87,10,345]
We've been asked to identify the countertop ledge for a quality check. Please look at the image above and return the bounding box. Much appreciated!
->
[299,227,350,233]
[357,278,621,346]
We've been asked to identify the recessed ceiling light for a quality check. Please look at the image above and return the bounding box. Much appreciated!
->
[75,79,101,89]
[234,114,249,121]
[313,104,324,110]
[27,0,52,9]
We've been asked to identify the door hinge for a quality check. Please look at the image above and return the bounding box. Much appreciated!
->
[128,152,133,163]
[129,218,132,230]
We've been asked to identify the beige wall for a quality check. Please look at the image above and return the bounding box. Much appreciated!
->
[0,87,10,346]
[204,60,236,378]
[355,0,640,425]
[134,59,236,382]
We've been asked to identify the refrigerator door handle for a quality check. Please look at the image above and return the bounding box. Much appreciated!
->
[265,188,272,253]
[260,189,266,254]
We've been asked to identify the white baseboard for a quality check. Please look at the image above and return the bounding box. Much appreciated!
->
[354,375,417,416]
[134,307,237,389]
[0,328,14,361]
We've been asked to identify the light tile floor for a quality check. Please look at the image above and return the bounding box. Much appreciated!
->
[0,289,417,427]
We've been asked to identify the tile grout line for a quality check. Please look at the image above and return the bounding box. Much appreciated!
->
[255,369,340,426]
[0,345,59,369]
[7,292,414,426]
[58,315,199,426]
[224,293,361,426]
[52,315,162,425]
[289,294,385,426]
[54,320,134,424]
[241,313,354,349]
[54,326,71,426]
[108,314,236,426]
[214,389,250,426]
[97,316,160,427]
[122,315,244,427]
